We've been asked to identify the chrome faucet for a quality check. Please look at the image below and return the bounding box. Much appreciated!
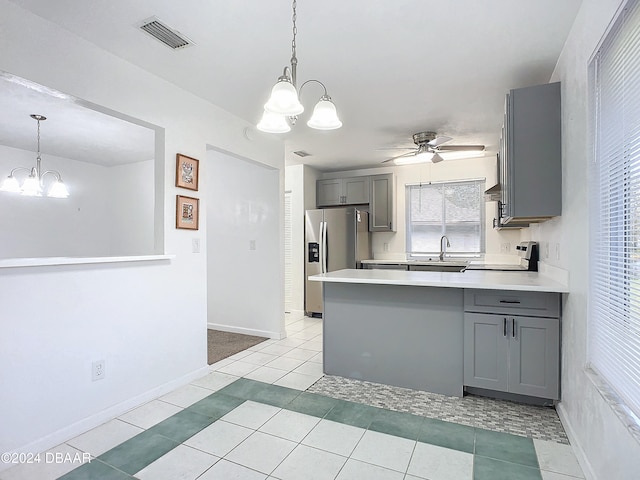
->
[439,235,450,261]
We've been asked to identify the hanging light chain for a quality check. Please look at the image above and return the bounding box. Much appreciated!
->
[36,116,41,161]
[291,0,297,61]
[290,0,298,86]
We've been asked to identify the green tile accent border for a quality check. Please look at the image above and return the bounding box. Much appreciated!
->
[97,431,179,475]
[187,392,245,419]
[58,459,134,480]
[324,399,381,428]
[419,417,476,454]
[473,456,542,480]
[218,378,300,407]
[369,408,424,441]
[474,428,539,468]
[146,409,215,443]
[58,377,548,480]
[285,391,339,417]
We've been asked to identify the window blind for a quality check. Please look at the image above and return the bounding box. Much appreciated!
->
[589,0,640,419]
[406,180,485,255]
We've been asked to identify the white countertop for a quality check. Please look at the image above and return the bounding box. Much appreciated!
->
[0,254,175,269]
[309,268,569,293]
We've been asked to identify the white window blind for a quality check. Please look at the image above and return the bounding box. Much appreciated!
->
[589,0,640,419]
[406,180,485,256]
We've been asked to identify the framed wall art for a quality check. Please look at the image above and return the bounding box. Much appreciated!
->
[176,195,200,230]
[175,153,199,191]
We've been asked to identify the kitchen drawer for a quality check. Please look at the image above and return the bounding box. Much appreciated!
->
[464,289,560,318]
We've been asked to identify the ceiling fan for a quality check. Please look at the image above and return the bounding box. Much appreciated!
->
[382,131,485,165]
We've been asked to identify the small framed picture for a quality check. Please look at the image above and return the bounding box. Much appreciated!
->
[176,195,200,230]
[175,153,199,191]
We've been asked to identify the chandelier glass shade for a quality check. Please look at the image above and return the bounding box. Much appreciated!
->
[257,0,341,133]
[0,114,70,198]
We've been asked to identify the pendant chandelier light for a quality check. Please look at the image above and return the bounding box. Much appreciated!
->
[257,0,342,133]
[0,114,69,198]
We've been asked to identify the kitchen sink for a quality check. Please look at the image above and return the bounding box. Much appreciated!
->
[407,261,469,272]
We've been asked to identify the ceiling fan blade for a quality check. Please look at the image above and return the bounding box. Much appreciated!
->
[435,144,485,152]
[382,151,417,163]
[375,146,415,151]
[428,136,453,147]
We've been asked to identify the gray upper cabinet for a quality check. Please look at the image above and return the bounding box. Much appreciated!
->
[370,173,395,232]
[463,289,560,400]
[317,176,370,207]
[500,82,562,224]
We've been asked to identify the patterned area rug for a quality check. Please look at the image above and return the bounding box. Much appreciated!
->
[207,329,268,365]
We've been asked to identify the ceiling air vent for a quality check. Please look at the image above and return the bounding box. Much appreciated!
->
[293,150,311,157]
[137,16,194,50]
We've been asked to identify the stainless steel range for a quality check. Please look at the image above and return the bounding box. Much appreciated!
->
[493,241,539,271]
[516,241,539,271]
[470,241,539,271]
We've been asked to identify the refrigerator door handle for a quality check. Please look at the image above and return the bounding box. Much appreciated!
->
[321,221,328,273]
[319,221,325,273]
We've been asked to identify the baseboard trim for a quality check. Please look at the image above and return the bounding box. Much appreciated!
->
[0,365,209,472]
[207,322,282,339]
[556,402,597,480]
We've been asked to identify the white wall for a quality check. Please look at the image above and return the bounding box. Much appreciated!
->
[0,145,156,258]
[0,0,283,460]
[0,145,111,257]
[535,0,640,478]
[207,149,284,338]
[107,160,155,255]
[320,157,523,261]
[284,164,321,313]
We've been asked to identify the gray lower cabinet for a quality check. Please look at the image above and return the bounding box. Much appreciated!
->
[463,289,560,400]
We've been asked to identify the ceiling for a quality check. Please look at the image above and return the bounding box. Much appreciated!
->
[4,0,583,171]
[0,73,155,166]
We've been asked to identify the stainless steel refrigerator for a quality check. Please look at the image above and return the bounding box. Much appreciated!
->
[305,207,371,316]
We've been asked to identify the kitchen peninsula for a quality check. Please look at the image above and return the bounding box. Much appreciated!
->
[309,268,568,399]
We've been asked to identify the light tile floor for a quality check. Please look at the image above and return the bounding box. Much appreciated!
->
[1,312,585,480]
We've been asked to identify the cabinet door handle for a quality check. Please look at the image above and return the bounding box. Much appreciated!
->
[512,318,516,338]
[389,222,392,229]
[503,317,507,337]
[499,300,521,304]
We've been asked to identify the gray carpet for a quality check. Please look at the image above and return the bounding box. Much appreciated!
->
[207,329,268,365]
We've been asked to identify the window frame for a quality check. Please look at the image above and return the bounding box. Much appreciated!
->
[405,179,486,259]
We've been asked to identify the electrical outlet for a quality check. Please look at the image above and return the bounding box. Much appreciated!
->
[92,360,105,381]
[555,243,560,261]
[383,242,389,252]
[500,242,511,254]
[192,238,200,253]
[249,240,256,250]
[544,242,550,259]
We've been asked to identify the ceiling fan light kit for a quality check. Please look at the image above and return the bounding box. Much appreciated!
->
[0,114,70,198]
[257,0,342,133]
[384,131,485,165]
